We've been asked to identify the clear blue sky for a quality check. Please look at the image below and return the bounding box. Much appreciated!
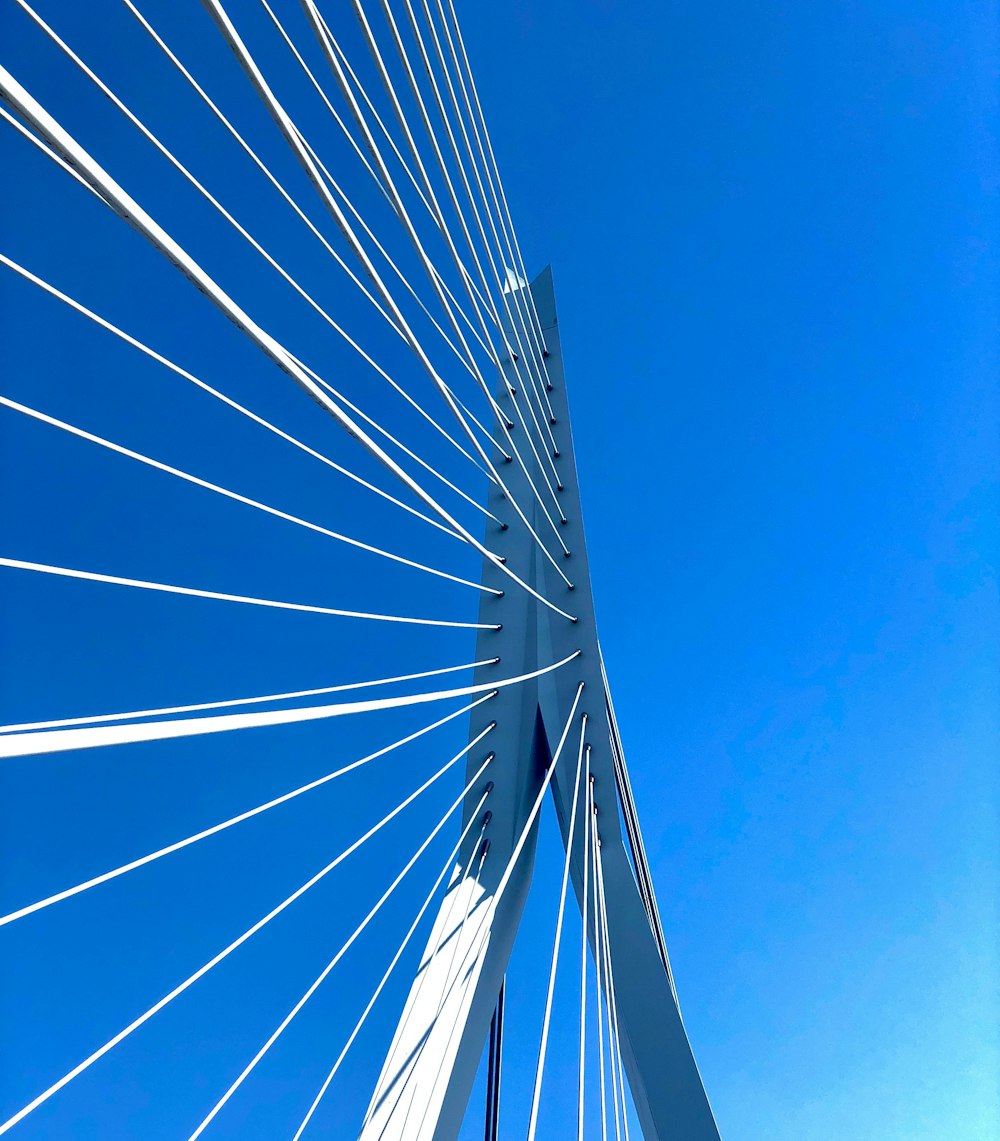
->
[1,2,997,1139]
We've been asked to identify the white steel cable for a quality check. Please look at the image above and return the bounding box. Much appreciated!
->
[317,17,520,384]
[280,335,566,566]
[262,345,501,528]
[282,352,504,525]
[1,100,495,535]
[0,649,581,760]
[2,70,472,516]
[432,0,552,383]
[121,0,493,410]
[292,130,515,456]
[333,0,562,486]
[440,0,553,370]
[129,0,470,382]
[392,840,491,1141]
[596,823,633,1141]
[429,838,488,1025]
[578,751,592,1141]
[357,830,485,1135]
[0,557,495,640]
[170,13,573,607]
[0,102,109,206]
[394,0,559,459]
[0,658,497,736]
[0,396,497,595]
[0,736,490,1135]
[408,684,587,1141]
[0,253,463,542]
[186,762,494,1139]
[442,0,550,356]
[601,857,624,1141]
[525,712,588,1141]
[364,681,586,1138]
[321,0,506,355]
[122,0,370,265]
[296,2,574,569]
[288,1,429,235]
[601,654,677,999]
[13,0,491,480]
[303,27,567,546]
[2,101,503,488]
[297,3,493,360]
[257,0,502,371]
[280,123,501,436]
[591,780,609,1141]
[379,45,571,531]
[405,872,495,1140]
[213,0,495,392]
[7,184,500,536]
[306,5,519,388]
[10,1,372,328]
[291,135,506,434]
[415,826,484,983]
[364,0,514,355]
[413,0,559,444]
[398,0,518,319]
[297,815,489,1141]
[2,107,506,492]
[284,119,506,429]
[0,702,494,928]
[358,791,492,1132]
[0,66,575,616]
[258,0,384,190]
[485,682,585,923]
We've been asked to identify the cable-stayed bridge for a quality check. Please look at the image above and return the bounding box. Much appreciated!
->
[0,2,721,1137]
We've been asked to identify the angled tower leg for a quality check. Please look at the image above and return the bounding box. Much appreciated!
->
[361,270,721,1141]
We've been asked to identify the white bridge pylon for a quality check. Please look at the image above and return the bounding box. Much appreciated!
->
[361,269,722,1141]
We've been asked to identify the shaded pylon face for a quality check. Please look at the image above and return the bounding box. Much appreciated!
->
[362,272,721,1141]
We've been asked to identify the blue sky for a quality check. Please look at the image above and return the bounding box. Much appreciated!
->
[1,1,997,1139]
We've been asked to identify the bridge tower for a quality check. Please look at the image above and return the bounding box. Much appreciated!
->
[361,268,722,1141]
